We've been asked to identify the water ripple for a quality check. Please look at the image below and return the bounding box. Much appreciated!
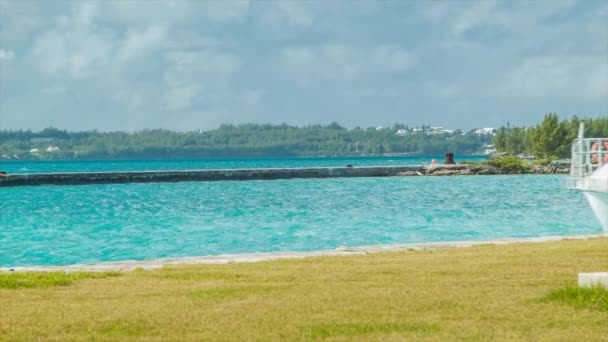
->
[0,175,600,267]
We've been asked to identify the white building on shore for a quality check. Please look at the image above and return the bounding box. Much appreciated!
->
[474,128,495,135]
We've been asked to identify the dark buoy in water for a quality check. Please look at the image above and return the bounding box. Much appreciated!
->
[444,153,455,164]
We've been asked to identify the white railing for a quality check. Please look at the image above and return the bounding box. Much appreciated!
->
[570,138,608,178]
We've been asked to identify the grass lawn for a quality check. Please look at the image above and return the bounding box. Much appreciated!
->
[1,238,607,341]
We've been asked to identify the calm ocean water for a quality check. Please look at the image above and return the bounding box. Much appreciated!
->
[0,157,601,267]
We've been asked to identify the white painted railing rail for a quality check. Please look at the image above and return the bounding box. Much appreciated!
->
[570,137,608,178]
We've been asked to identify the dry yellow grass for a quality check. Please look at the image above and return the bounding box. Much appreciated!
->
[1,238,608,341]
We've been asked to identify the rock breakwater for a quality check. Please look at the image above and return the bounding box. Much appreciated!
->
[0,163,570,187]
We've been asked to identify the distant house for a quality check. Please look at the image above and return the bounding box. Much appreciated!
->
[426,127,453,135]
[474,128,495,135]
[395,129,409,136]
[376,126,384,131]
[30,148,40,154]
[46,146,61,152]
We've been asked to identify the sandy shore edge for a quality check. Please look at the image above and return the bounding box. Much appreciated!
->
[3,233,607,273]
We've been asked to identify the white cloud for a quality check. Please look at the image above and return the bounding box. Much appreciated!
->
[163,50,241,75]
[281,47,315,65]
[0,49,14,62]
[273,2,315,28]
[40,85,67,95]
[113,89,145,111]
[162,49,242,111]
[163,76,201,111]
[0,0,48,46]
[3,0,606,131]
[243,90,262,105]
[24,0,247,118]
[107,0,250,26]
[254,0,377,32]
[30,27,114,79]
[30,30,68,75]
[280,45,357,82]
[256,2,310,29]
[503,56,608,99]
[369,46,417,72]
[203,0,250,22]
[29,1,115,79]
[107,0,191,26]
[28,2,172,80]
[421,81,463,99]
[116,25,168,64]
[450,1,501,37]
[280,44,416,84]
[419,0,579,37]
[71,0,99,29]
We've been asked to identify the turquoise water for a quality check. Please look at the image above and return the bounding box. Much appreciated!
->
[0,168,600,267]
[0,155,486,174]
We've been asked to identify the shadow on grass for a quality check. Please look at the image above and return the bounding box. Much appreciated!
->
[306,322,441,338]
[543,285,608,311]
[0,272,121,289]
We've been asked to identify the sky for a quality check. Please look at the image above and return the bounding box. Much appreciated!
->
[0,0,607,132]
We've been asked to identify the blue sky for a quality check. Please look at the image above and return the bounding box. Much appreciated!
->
[0,0,606,131]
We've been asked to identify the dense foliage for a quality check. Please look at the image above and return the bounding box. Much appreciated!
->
[0,124,493,160]
[494,114,608,159]
[484,156,531,172]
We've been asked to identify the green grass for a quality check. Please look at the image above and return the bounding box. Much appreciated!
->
[0,271,121,289]
[95,318,154,337]
[187,286,279,301]
[531,158,552,166]
[460,157,533,172]
[543,285,608,311]
[1,238,607,340]
[484,156,531,171]
[307,322,440,338]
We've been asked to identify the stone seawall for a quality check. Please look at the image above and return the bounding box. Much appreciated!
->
[0,166,425,187]
[0,164,567,187]
[422,164,570,176]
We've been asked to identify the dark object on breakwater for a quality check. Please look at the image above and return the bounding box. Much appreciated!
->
[0,166,425,187]
[444,153,455,164]
[0,171,7,177]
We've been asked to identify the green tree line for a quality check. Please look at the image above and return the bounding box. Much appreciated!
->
[493,114,608,159]
[0,123,493,160]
